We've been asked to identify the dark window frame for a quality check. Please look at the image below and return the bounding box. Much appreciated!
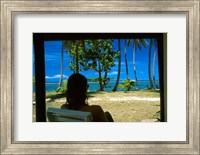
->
[33,33,166,122]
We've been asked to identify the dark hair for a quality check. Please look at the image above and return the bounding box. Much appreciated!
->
[66,73,88,109]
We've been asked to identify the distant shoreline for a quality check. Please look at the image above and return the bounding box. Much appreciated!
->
[33,80,160,93]
[45,80,159,83]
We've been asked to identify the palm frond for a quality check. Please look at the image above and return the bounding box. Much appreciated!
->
[141,39,148,48]
[127,39,132,46]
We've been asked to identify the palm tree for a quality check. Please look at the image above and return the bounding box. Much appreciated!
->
[124,39,129,80]
[113,39,121,91]
[151,39,159,89]
[148,39,154,89]
[56,41,65,92]
[57,40,86,92]
[128,39,147,90]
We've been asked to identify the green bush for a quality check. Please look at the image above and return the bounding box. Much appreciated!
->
[153,111,161,122]
[119,79,135,92]
[56,79,68,93]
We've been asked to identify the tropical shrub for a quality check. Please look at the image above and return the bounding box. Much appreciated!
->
[153,111,161,122]
[56,79,68,93]
[118,79,135,92]
[33,77,35,83]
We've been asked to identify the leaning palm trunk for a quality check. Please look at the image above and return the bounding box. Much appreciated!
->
[148,39,154,89]
[57,41,64,92]
[152,44,159,89]
[127,39,148,90]
[133,50,139,90]
[124,39,129,80]
[113,39,121,91]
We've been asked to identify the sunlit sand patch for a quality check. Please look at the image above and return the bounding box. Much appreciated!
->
[109,97,160,102]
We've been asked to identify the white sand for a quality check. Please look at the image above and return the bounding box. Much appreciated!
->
[89,97,160,102]
[33,96,160,104]
[109,97,160,101]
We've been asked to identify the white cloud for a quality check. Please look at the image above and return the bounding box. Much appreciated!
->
[114,62,118,65]
[93,71,118,76]
[108,71,118,75]
[45,74,68,79]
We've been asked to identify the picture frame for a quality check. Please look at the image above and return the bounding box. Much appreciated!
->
[0,0,199,154]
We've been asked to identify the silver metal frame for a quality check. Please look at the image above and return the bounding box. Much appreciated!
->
[1,0,199,154]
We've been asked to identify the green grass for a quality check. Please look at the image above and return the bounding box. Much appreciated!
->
[33,90,160,122]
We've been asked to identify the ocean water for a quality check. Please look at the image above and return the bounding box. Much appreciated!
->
[33,80,159,93]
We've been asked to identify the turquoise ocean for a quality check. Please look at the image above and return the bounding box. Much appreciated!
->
[33,80,159,93]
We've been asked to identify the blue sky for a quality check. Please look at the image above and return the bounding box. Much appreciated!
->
[33,39,159,83]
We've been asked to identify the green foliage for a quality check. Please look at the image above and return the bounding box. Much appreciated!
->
[102,77,110,88]
[33,77,35,83]
[80,39,118,72]
[64,40,84,72]
[56,79,68,93]
[83,40,118,90]
[119,79,136,92]
[88,78,99,82]
[66,39,119,91]
[88,77,111,89]
[153,111,161,122]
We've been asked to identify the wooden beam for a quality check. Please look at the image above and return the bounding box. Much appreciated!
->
[33,33,164,41]
[32,33,166,122]
[157,34,166,122]
[33,34,46,122]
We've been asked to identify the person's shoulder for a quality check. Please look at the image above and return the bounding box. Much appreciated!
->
[90,105,101,108]
[89,105,103,110]
[81,105,103,112]
[79,105,108,122]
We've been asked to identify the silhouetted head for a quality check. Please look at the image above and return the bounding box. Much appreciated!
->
[66,73,88,109]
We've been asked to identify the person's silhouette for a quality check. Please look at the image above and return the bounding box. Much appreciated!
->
[61,73,114,122]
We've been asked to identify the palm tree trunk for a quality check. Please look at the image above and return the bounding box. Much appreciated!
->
[113,39,121,91]
[133,50,139,90]
[58,41,64,88]
[127,38,147,90]
[152,45,159,89]
[103,71,108,88]
[148,39,153,89]
[124,39,129,80]
[98,60,103,91]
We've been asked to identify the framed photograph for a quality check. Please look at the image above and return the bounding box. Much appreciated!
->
[33,32,165,123]
[1,0,199,154]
